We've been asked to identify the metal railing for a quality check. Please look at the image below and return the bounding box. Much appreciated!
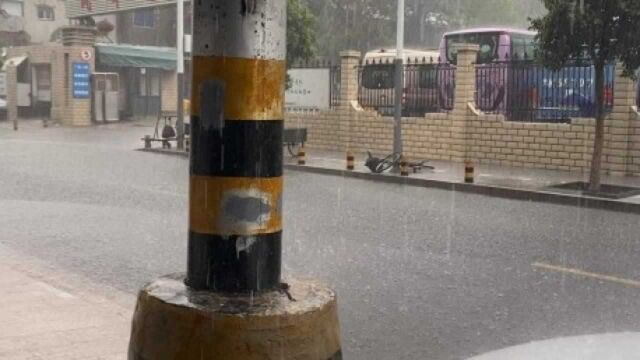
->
[330,65,341,109]
[476,57,615,123]
[357,58,456,117]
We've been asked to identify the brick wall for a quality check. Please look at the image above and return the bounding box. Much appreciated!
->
[630,113,640,174]
[286,47,640,177]
[7,45,95,126]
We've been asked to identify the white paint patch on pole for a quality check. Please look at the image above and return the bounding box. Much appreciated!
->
[192,0,286,60]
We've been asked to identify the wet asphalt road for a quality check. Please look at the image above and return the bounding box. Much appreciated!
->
[1,121,639,360]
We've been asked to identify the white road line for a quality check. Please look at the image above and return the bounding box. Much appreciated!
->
[532,262,640,289]
[35,281,76,299]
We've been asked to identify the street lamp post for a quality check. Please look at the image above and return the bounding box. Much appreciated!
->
[393,0,405,170]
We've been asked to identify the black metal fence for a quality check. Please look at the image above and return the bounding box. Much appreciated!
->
[476,58,615,123]
[330,65,341,109]
[358,58,456,117]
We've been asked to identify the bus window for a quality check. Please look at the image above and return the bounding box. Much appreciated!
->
[361,65,394,89]
[511,35,536,59]
[511,36,525,59]
[446,32,500,65]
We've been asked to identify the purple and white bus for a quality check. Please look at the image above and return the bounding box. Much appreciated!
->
[438,28,536,113]
[438,27,614,121]
[439,27,537,65]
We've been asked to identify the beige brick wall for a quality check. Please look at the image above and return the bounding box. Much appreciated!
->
[7,45,95,126]
[286,49,640,177]
[57,46,95,126]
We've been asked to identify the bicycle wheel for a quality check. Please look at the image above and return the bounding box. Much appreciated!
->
[375,153,401,173]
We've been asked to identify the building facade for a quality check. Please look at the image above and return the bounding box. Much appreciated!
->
[23,0,67,43]
[93,3,190,120]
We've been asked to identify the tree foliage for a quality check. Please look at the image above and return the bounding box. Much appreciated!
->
[530,0,640,191]
[531,0,640,74]
[287,0,317,64]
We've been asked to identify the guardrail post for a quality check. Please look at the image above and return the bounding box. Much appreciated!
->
[127,2,342,359]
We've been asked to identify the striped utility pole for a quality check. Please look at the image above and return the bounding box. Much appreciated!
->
[186,0,285,292]
[128,2,341,358]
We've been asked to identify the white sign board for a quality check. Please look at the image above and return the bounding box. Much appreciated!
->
[285,68,330,111]
[17,83,31,107]
[0,73,6,97]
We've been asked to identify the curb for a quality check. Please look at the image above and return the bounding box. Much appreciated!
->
[137,148,189,158]
[284,164,640,215]
[136,148,640,214]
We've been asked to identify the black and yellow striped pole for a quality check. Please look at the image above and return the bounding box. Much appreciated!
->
[465,160,475,184]
[346,151,355,171]
[128,1,341,359]
[400,155,410,177]
[298,145,307,166]
[185,3,286,292]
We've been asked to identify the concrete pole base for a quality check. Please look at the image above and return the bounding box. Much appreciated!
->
[128,274,342,360]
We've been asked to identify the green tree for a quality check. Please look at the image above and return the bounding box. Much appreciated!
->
[531,0,640,192]
[287,0,317,65]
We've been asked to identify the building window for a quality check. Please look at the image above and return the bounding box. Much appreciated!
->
[133,9,155,28]
[36,5,55,21]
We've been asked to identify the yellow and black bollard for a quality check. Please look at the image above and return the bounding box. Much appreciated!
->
[346,151,355,171]
[128,1,341,359]
[298,145,307,165]
[465,160,475,184]
[400,155,410,176]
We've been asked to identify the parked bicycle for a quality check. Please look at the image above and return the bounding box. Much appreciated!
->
[364,151,434,174]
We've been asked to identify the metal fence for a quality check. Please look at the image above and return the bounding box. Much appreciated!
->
[358,58,456,117]
[476,58,615,123]
[330,65,341,109]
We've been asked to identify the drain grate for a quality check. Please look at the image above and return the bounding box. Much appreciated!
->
[549,181,640,199]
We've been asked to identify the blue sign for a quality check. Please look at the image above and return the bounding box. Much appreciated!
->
[73,62,91,99]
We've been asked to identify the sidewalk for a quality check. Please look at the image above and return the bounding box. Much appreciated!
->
[137,144,640,210]
[0,246,133,359]
[285,149,640,207]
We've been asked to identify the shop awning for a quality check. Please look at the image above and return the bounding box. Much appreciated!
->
[1,55,27,71]
[96,44,177,71]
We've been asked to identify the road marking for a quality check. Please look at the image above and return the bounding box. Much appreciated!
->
[532,262,640,289]
[35,281,75,299]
